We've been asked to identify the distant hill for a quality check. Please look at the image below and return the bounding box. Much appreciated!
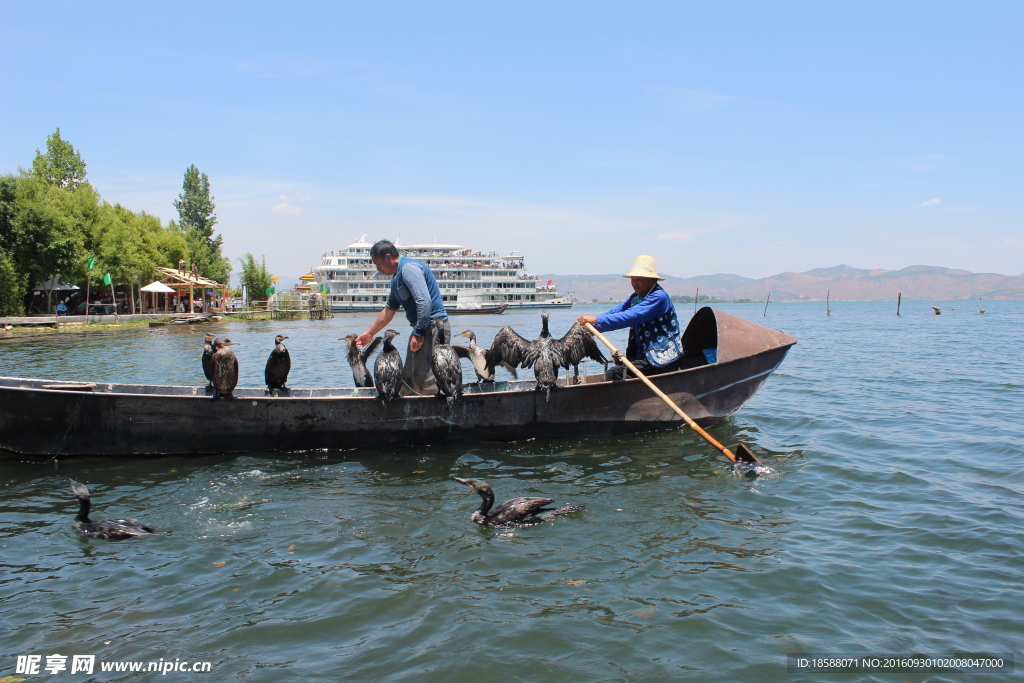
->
[543,265,1024,302]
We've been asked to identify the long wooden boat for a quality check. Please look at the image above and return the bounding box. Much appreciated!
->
[0,308,796,456]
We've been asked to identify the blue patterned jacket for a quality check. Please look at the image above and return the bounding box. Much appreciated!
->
[594,284,682,367]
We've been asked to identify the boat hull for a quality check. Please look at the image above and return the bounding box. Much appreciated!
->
[0,308,795,456]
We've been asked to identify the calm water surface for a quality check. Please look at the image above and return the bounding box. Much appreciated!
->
[1,302,1022,681]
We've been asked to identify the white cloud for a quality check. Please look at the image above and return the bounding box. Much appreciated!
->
[271,202,301,215]
[916,198,942,207]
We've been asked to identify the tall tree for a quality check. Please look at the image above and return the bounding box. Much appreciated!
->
[30,128,88,189]
[173,164,229,283]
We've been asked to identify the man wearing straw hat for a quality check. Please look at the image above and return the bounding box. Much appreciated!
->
[577,255,683,380]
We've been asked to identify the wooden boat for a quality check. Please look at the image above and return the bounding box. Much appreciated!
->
[0,308,795,456]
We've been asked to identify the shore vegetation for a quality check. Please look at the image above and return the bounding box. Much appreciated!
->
[0,129,230,316]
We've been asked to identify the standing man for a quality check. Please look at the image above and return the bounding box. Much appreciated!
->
[577,255,683,380]
[356,240,450,394]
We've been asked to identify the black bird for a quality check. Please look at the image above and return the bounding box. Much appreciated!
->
[558,321,610,382]
[453,477,584,526]
[211,337,240,400]
[201,333,215,393]
[69,479,169,539]
[430,319,462,403]
[487,311,607,393]
[373,329,403,403]
[264,334,291,394]
[340,333,381,388]
[452,329,518,383]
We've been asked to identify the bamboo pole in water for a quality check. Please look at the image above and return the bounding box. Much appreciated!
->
[897,292,901,316]
[763,292,771,316]
[826,289,831,316]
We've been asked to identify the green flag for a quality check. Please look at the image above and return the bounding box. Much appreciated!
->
[103,272,112,286]
[321,284,328,294]
[265,286,275,295]
[86,258,96,271]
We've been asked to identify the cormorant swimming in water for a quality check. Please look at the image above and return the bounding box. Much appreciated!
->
[373,329,403,403]
[264,334,291,394]
[211,337,240,400]
[340,333,381,388]
[430,318,462,404]
[201,333,215,393]
[487,311,607,394]
[451,329,518,383]
[453,477,585,526]
[69,479,169,539]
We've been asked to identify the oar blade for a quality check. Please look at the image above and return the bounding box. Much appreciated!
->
[732,443,762,465]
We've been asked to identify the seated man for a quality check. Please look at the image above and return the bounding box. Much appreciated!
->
[577,255,683,380]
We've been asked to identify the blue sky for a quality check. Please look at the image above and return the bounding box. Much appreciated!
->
[1,1,1021,280]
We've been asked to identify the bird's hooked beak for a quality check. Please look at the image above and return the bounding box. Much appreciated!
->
[458,331,471,337]
[339,335,356,342]
[453,477,473,491]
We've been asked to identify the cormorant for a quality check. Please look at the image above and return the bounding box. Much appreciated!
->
[201,333,215,393]
[69,479,169,539]
[264,334,291,394]
[452,329,518,383]
[453,477,584,526]
[340,333,381,388]
[211,337,240,400]
[373,329,403,403]
[430,319,463,403]
[487,311,607,393]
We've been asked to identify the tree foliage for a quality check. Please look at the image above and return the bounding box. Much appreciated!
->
[31,128,88,189]
[237,253,273,304]
[174,164,229,283]
[0,130,206,315]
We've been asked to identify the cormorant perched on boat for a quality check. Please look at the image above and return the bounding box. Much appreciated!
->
[453,477,584,526]
[430,318,462,404]
[201,333,215,393]
[452,329,518,383]
[486,311,607,393]
[69,479,169,539]
[340,333,381,388]
[264,334,291,394]
[373,329,403,403]
[211,337,240,400]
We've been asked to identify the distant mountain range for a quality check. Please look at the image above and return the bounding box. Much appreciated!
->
[542,265,1024,302]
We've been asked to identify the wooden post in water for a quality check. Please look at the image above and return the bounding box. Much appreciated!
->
[694,288,698,314]
[897,292,901,316]
[826,289,831,316]
[763,292,771,317]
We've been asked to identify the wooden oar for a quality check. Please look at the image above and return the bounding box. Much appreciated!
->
[585,323,762,467]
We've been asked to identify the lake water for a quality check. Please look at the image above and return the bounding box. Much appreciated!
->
[1,301,1021,681]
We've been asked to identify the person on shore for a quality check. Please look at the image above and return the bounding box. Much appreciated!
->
[577,255,683,380]
[355,240,450,395]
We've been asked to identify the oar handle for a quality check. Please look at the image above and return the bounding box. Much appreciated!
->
[585,323,746,464]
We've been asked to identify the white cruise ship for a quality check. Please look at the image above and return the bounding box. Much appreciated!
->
[312,236,573,313]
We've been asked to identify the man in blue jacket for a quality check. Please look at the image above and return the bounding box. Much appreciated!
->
[577,255,683,380]
[356,240,450,394]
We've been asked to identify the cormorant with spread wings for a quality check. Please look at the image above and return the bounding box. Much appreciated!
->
[485,310,607,393]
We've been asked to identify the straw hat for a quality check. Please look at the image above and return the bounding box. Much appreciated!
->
[622,255,664,280]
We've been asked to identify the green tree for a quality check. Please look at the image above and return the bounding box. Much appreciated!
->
[174,164,229,283]
[0,249,26,316]
[8,176,93,311]
[30,128,87,189]
[237,253,273,304]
